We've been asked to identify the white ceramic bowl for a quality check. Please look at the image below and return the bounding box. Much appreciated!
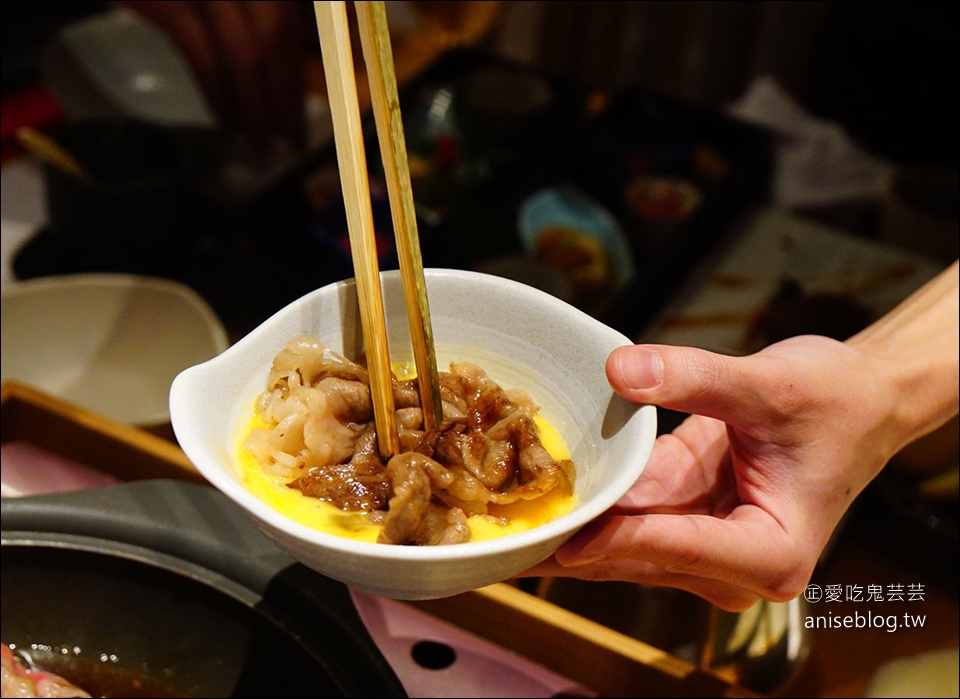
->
[2,274,228,429]
[170,268,656,600]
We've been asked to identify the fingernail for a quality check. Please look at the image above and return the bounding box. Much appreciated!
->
[617,349,663,390]
[567,553,607,567]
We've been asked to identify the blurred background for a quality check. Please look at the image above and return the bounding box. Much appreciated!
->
[491,1,957,167]
[2,2,957,697]
[3,1,956,330]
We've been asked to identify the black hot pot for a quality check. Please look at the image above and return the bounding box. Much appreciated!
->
[1,480,407,698]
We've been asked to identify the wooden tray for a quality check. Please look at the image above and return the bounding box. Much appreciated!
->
[1,380,756,698]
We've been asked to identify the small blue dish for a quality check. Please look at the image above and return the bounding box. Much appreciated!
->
[518,186,636,293]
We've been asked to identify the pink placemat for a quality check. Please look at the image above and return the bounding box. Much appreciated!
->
[350,588,596,698]
[1,441,120,497]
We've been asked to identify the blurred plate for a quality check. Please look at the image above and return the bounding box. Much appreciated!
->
[641,207,946,354]
[41,7,216,128]
[1,274,228,429]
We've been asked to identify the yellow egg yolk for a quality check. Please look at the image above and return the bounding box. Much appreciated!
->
[236,368,576,543]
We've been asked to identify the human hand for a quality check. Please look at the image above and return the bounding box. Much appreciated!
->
[524,332,950,612]
[117,1,307,158]
[524,261,959,611]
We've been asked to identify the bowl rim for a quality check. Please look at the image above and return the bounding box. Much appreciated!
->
[2,271,222,326]
[171,267,656,562]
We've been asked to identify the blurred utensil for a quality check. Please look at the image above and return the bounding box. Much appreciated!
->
[918,466,960,501]
[356,0,443,431]
[702,597,809,695]
[314,0,399,458]
[15,126,90,182]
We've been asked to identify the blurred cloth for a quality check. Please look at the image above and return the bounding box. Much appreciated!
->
[728,75,894,210]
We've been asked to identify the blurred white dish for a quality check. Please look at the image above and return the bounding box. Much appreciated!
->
[41,8,216,128]
[2,274,228,429]
[170,268,656,600]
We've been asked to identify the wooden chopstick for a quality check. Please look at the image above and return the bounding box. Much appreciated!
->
[16,126,90,182]
[313,1,399,458]
[355,1,444,432]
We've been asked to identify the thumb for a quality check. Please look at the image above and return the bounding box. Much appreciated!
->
[606,344,757,426]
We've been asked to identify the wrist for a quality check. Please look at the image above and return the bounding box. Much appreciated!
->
[846,261,959,453]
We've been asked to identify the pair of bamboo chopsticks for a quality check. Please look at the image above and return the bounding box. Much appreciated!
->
[313,1,443,459]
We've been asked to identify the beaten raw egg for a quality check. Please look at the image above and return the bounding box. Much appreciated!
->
[235,364,577,544]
